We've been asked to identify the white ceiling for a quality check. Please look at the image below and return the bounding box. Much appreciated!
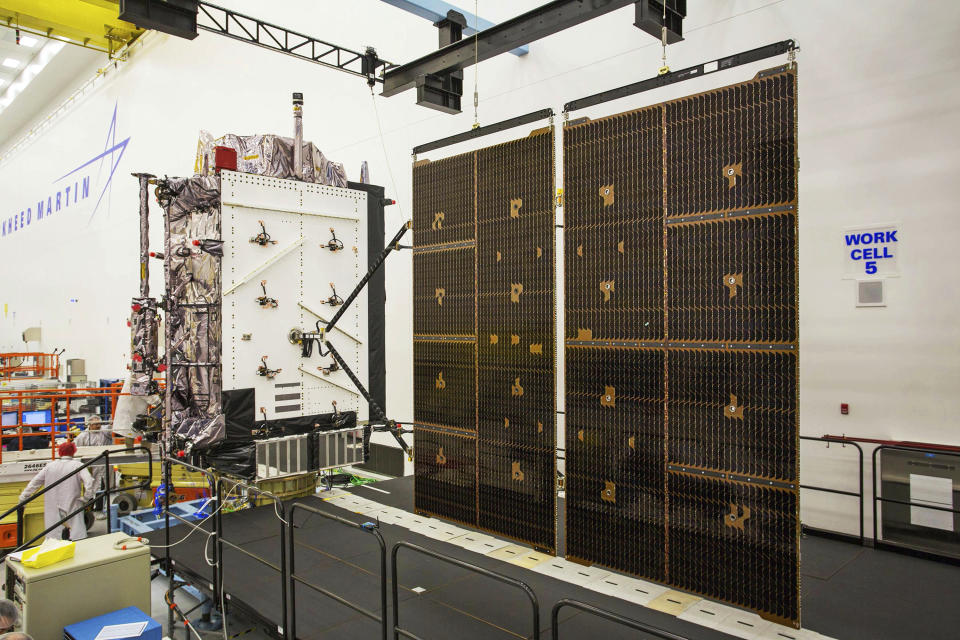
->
[0,27,43,89]
[0,28,102,152]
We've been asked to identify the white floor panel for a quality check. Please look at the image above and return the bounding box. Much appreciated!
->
[532,557,612,587]
[583,572,670,605]
[408,520,467,541]
[676,599,742,629]
[446,532,513,555]
[716,611,774,639]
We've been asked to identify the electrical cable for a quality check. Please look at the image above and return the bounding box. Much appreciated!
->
[369,86,405,220]
[473,0,480,128]
[164,586,205,640]
[330,0,787,158]
[149,485,237,550]
[272,497,288,526]
[659,0,669,75]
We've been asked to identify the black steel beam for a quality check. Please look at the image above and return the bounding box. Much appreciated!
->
[413,108,554,154]
[564,39,795,112]
[382,0,636,97]
[196,1,395,81]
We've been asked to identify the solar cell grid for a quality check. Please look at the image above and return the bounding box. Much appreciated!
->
[563,67,799,627]
[413,128,557,551]
[412,66,798,625]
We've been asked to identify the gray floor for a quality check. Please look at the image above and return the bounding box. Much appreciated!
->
[100,476,960,640]
[87,513,271,639]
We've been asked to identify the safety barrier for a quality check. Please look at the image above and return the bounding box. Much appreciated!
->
[162,458,290,639]
[799,435,865,545]
[0,352,60,379]
[157,435,960,639]
[391,540,540,640]
[551,599,688,640]
[871,444,960,558]
[0,382,163,462]
[160,458,220,635]
[216,474,288,639]
[288,502,388,640]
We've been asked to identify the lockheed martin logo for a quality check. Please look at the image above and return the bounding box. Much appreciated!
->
[2,102,130,238]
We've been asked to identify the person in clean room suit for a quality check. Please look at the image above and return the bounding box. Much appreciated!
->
[18,441,95,540]
[74,415,114,447]
[74,415,114,519]
[0,599,19,634]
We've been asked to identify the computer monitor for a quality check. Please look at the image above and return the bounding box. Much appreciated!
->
[1,412,16,427]
[22,410,51,427]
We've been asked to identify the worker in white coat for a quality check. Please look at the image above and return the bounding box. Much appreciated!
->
[19,441,95,541]
[74,416,114,520]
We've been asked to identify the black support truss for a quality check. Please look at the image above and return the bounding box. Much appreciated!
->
[197,1,395,82]
[382,0,637,97]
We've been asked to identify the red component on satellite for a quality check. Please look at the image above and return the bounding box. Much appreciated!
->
[214,146,238,172]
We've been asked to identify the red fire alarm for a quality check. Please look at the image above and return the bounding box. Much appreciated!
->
[840,403,849,415]
[214,146,237,172]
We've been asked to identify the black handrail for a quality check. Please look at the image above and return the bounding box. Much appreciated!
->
[391,541,540,640]
[551,599,689,640]
[872,444,960,547]
[1,445,152,553]
[288,502,388,640]
[164,457,220,626]
[215,473,289,640]
[799,435,865,545]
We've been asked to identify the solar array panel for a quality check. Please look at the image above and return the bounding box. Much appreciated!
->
[413,128,557,551]
[563,66,799,627]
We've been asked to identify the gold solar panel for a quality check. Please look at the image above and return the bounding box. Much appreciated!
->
[413,128,557,552]
[563,66,799,627]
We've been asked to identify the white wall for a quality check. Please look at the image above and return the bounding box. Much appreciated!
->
[1,0,959,534]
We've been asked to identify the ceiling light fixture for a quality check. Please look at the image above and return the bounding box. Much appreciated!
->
[0,41,65,113]
[2,58,20,68]
[19,36,39,48]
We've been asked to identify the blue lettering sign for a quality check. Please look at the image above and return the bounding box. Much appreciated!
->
[2,102,129,240]
[846,227,899,276]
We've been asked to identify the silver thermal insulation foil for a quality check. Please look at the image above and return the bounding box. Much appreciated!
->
[129,296,159,395]
[162,175,225,452]
[195,130,347,187]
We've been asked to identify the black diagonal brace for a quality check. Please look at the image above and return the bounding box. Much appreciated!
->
[325,220,410,335]
[325,339,410,453]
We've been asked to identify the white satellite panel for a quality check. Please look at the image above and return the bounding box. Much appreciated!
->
[220,170,368,423]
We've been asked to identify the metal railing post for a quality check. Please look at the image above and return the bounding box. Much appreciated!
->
[104,450,112,534]
[799,435,866,545]
[287,504,297,640]
[278,499,288,640]
[165,456,174,636]
[857,441,865,544]
[215,478,225,625]
[872,444,881,546]
[390,544,400,640]
[15,505,23,547]
[287,502,387,640]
